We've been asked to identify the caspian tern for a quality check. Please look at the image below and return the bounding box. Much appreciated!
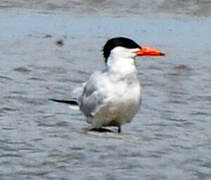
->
[50,37,165,133]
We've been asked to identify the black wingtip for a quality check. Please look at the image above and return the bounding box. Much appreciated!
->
[49,98,78,106]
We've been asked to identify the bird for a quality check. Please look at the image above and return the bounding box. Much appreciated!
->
[50,37,165,133]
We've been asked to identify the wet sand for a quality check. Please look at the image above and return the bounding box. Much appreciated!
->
[0,1,211,180]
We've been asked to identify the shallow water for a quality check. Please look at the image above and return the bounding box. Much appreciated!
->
[0,10,211,180]
[1,0,211,17]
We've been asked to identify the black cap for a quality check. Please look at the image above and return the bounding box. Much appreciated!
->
[103,37,141,63]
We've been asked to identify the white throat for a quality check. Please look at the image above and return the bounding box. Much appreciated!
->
[106,47,138,75]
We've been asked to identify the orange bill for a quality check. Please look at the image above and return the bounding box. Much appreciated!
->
[136,46,165,56]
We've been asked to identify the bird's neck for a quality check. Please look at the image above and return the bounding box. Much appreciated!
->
[106,56,137,76]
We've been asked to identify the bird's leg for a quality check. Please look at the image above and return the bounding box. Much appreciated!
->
[118,125,121,133]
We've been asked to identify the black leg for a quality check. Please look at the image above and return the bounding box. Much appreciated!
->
[118,126,121,133]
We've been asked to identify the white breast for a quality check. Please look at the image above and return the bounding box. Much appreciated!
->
[87,72,142,128]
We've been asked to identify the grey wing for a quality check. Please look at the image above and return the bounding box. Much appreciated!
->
[71,82,86,99]
[78,72,107,117]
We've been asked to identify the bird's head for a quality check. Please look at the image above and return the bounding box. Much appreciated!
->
[103,37,165,64]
